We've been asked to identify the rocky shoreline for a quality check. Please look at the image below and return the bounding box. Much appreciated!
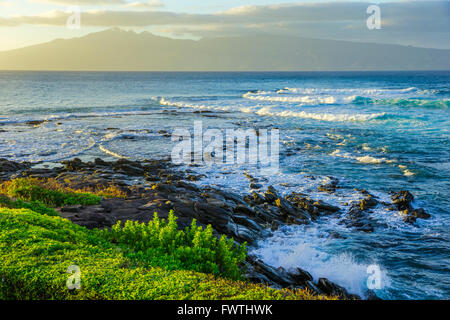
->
[0,157,431,300]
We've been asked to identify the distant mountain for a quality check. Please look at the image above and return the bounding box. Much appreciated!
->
[1,28,449,71]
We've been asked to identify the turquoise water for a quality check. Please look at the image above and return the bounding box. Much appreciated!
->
[0,71,449,299]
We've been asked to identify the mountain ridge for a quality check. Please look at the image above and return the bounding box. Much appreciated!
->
[1,28,449,71]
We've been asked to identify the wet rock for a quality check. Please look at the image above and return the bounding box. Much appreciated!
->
[94,158,109,166]
[403,215,417,224]
[246,256,293,288]
[409,208,430,219]
[313,200,340,214]
[391,190,414,211]
[346,202,375,233]
[249,183,263,189]
[290,268,313,286]
[359,195,379,210]
[391,190,430,222]
[317,278,360,300]
[61,158,87,171]
[318,177,339,193]
[264,186,279,204]
[365,290,382,300]
[244,191,265,205]
[234,204,255,216]
[305,281,323,296]
[0,158,31,180]
[26,120,46,127]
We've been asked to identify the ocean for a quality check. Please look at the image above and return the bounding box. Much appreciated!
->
[0,71,449,299]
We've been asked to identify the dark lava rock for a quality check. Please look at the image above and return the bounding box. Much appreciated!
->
[249,183,263,189]
[0,158,31,179]
[391,190,430,222]
[317,278,360,300]
[391,190,414,211]
[409,208,431,219]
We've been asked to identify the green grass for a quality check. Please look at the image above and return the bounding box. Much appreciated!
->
[0,178,101,207]
[0,195,59,216]
[0,208,331,300]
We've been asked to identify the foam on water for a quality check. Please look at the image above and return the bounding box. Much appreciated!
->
[254,107,386,122]
[330,149,396,164]
[252,224,388,298]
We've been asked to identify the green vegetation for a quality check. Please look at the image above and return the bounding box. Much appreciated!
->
[0,208,330,300]
[0,195,58,216]
[0,178,101,207]
[99,212,246,280]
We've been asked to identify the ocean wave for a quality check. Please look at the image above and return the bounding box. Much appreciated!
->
[251,224,390,298]
[159,97,387,122]
[159,97,232,112]
[351,96,449,109]
[277,87,418,96]
[99,144,130,159]
[330,149,395,164]
[243,87,448,109]
[254,107,386,122]
[243,91,337,105]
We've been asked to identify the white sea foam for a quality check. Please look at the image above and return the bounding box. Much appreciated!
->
[252,224,389,298]
[159,97,386,122]
[277,87,418,96]
[159,97,232,112]
[243,91,337,104]
[330,149,395,164]
[99,144,130,159]
[255,108,386,122]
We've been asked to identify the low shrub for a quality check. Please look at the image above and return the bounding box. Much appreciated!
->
[98,211,247,280]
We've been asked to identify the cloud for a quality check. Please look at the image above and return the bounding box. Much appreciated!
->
[1,1,449,48]
[0,1,13,6]
[30,0,126,5]
[125,1,164,9]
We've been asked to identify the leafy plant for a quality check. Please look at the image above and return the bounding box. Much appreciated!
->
[99,211,247,280]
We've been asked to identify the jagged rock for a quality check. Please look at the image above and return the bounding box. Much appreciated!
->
[250,183,262,189]
[290,268,314,286]
[365,290,382,300]
[318,177,339,193]
[234,204,255,216]
[391,190,414,211]
[359,195,379,210]
[246,256,293,288]
[0,158,31,175]
[264,186,279,204]
[409,208,430,219]
[403,215,417,224]
[317,278,360,300]
[313,200,340,214]
[391,191,430,222]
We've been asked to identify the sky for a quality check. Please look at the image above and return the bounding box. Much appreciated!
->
[0,0,449,51]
